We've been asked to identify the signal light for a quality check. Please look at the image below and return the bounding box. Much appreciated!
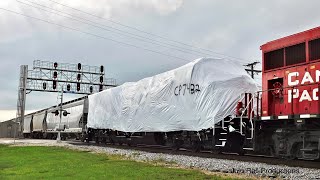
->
[43,82,46,90]
[77,63,81,70]
[100,65,104,73]
[99,84,103,92]
[53,80,57,89]
[77,83,80,91]
[77,74,81,81]
[54,62,58,69]
[100,76,103,83]
[53,71,58,79]
[52,110,59,116]
[63,110,70,117]
[67,84,71,91]
[90,86,93,93]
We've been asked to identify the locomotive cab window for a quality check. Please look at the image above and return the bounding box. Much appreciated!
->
[309,38,320,61]
[285,42,306,66]
[264,48,284,71]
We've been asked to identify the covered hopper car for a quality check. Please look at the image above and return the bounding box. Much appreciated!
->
[22,97,87,140]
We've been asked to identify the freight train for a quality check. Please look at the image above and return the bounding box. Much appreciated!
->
[23,27,320,160]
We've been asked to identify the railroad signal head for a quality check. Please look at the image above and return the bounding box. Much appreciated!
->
[52,109,59,116]
[63,110,70,117]
[67,84,71,91]
[77,63,81,70]
[53,80,57,89]
[100,76,103,83]
[54,62,58,69]
[90,86,93,93]
[53,71,58,79]
[77,74,81,81]
[77,82,80,91]
[100,65,104,73]
[99,84,103,92]
[43,82,47,90]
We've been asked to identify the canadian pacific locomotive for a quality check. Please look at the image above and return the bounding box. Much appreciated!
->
[22,26,320,160]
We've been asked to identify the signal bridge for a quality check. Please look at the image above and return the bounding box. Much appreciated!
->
[15,60,117,138]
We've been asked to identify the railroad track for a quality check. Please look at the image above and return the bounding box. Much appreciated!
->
[69,140,320,169]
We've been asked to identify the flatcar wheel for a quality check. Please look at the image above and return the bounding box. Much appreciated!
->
[267,146,275,157]
[238,149,245,156]
[80,136,85,142]
[110,138,115,145]
[173,139,181,151]
[95,137,99,144]
[212,149,222,154]
[191,141,201,152]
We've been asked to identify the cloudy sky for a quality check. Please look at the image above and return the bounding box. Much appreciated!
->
[0,0,320,121]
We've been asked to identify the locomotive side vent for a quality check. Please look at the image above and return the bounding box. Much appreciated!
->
[285,42,306,66]
[309,38,320,61]
[264,48,284,70]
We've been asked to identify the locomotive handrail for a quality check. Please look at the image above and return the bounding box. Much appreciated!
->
[248,104,255,139]
[240,93,255,135]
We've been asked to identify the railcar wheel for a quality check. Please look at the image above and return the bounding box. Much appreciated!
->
[191,141,201,152]
[154,133,165,145]
[267,146,275,157]
[173,139,182,151]
[80,135,85,142]
[95,137,99,144]
[238,149,245,156]
[286,143,302,160]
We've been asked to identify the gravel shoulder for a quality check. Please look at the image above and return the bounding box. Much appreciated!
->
[1,138,319,179]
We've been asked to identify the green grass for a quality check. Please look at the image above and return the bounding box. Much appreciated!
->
[0,144,240,180]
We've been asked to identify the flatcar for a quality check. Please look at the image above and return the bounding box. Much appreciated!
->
[85,26,320,160]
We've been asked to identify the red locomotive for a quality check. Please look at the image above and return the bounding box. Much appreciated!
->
[256,26,320,160]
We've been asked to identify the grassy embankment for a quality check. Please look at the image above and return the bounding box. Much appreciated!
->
[0,144,242,179]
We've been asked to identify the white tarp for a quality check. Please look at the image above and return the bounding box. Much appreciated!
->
[23,115,33,133]
[46,101,84,130]
[32,112,46,132]
[88,58,258,132]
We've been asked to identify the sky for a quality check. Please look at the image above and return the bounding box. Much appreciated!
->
[0,0,320,122]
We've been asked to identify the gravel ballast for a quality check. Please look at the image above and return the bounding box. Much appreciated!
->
[1,139,319,179]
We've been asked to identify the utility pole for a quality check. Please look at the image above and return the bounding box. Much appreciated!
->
[244,62,262,79]
[57,86,63,142]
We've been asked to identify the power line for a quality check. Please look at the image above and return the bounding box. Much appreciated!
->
[18,0,214,58]
[45,0,250,62]
[0,7,189,62]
